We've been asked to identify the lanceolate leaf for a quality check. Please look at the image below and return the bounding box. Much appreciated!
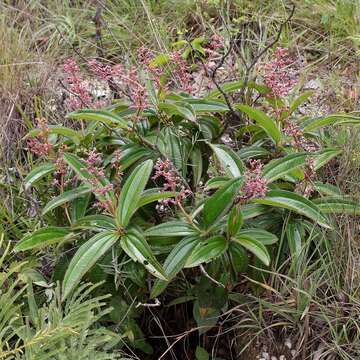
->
[262,153,309,183]
[26,126,82,144]
[73,215,116,230]
[289,91,314,114]
[71,193,91,222]
[24,163,55,190]
[42,185,92,215]
[151,236,198,298]
[120,229,167,280]
[145,221,197,237]
[116,159,153,227]
[67,109,129,129]
[237,228,278,245]
[286,220,303,258]
[302,114,360,132]
[137,188,177,209]
[15,227,72,252]
[191,146,203,186]
[241,203,269,219]
[232,236,270,266]
[205,176,230,190]
[62,231,118,300]
[229,242,248,273]
[314,197,360,215]
[313,149,342,170]
[207,80,269,99]
[254,190,331,229]
[185,235,228,268]
[210,144,245,177]
[186,99,229,113]
[227,206,243,237]
[118,144,152,171]
[203,177,243,229]
[236,104,281,144]
[313,181,342,196]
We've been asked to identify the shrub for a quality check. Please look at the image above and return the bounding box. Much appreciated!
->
[16,44,360,353]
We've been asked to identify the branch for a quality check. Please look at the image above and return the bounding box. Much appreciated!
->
[93,2,105,59]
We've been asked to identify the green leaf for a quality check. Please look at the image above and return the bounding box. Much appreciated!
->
[313,149,341,170]
[313,181,342,196]
[116,143,152,171]
[238,145,270,160]
[26,126,82,144]
[302,114,360,132]
[149,53,170,67]
[15,227,71,252]
[62,231,118,300]
[229,242,248,273]
[210,144,245,177]
[236,104,281,144]
[191,146,203,186]
[24,163,55,190]
[262,153,309,183]
[145,221,197,237]
[159,101,196,122]
[289,91,314,114]
[314,197,360,215]
[73,215,116,230]
[136,188,177,209]
[286,220,302,258]
[186,99,228,113]
[227,205,243,237]
[254,190,331,228]
[151,236,198,298]
[237,228,278,245]
[195,346,209,360]
[116,159,153,227]
[120,229,167,280]
[207,80,269,99]
[205,176,230,190]
[42,185,92,215]
[185,235,228,268]
[203,177,243,229]
[67,109,129,129]
[71,193,91,222]
[242,203,269,219]
[232,236,270,266]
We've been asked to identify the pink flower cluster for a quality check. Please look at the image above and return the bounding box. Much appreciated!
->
[63,58,93,110]
[81,149,114,211]
[283,120,318,152]
[170,51,193,93]
[27,118,53,156]
[87,59,113,81]
[52,145,70,188]
[152,158,191,207]
[208,34,224,50]
[264,47,298,97]
[240,159,268,201]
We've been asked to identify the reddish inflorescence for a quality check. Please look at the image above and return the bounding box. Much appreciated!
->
[283,119,318,152]
[27,118,53,156]
[264,47,298,97]
[152,158,191,209]
[63,58,93,110]
[240,159,268,201]
[170,51,193,93]
[52,145,70,188]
